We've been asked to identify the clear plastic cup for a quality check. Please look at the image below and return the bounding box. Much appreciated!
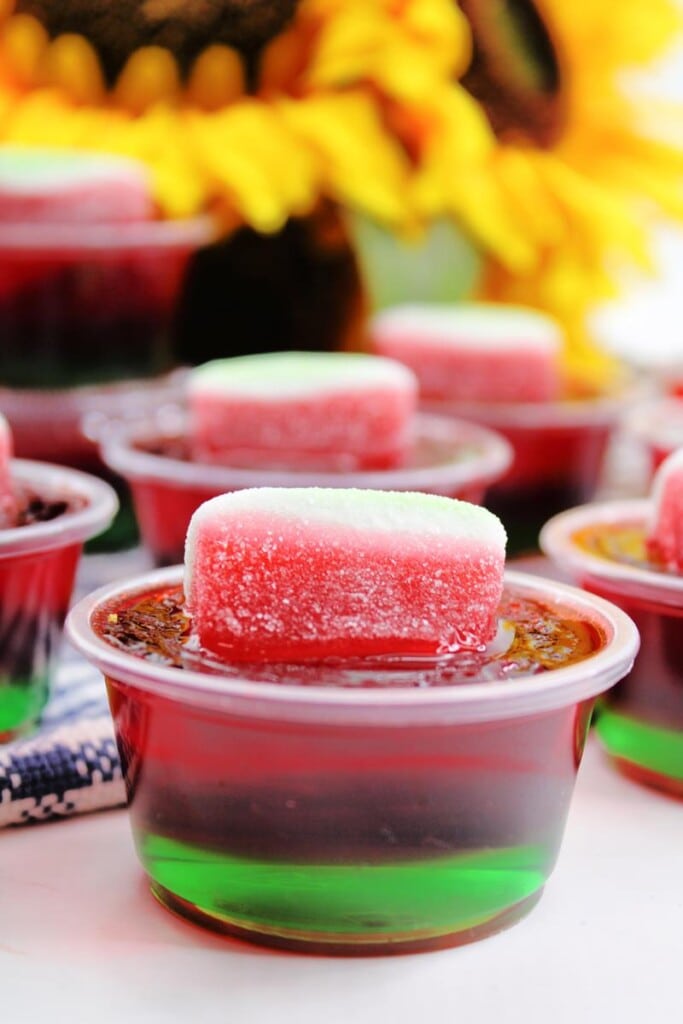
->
[0,218,212,469]
[541,499,683,797]
[0,460,118,741]
[101,411,514,566]
[0,371,186,474]
[628,397,683,481]
[67,568,638,954]
[424,390,634,551]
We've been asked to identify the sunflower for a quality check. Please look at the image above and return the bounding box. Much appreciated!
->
[413,0,683,384]
[0,0,472,230]
[0,0,681,380]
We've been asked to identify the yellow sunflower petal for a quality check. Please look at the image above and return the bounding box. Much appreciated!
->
[305,0,470,100]
[279,92,413,227]
[186,101,320,231]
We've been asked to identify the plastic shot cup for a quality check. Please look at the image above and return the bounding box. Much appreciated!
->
[67,568,637,954]
[541,500,683,797]
[0,217,211,469]
[424,389,633,552]
[101,412,514,566]
[0,461,117,741]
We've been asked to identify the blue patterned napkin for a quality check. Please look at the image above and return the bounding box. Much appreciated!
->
[0,549,150,828]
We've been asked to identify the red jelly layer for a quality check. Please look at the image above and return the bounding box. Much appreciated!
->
[0,245,192,391]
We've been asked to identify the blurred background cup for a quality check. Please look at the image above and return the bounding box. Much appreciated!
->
[0,460,117,741]
[541,499,683,797]
[0,147,212,552]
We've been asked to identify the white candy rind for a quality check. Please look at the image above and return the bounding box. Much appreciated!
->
[372,303,563,353]
[189,352,416,401]
[185,487,506,590]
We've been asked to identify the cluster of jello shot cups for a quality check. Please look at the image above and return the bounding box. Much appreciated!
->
[50,341,645,955]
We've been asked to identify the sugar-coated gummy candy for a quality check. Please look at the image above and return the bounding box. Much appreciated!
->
[648,447,683,571]
[371,303,562,404]
[185,488,507,662]
[188,352,418,471]
[0,148,153,224]
[0,414,17,527]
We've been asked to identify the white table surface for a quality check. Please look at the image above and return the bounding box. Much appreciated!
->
[1,738,681,1024]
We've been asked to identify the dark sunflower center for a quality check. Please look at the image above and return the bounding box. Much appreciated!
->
[15,0,300,78]
[459,0,565,148]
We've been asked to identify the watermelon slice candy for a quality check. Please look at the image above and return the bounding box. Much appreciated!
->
[185,487,507,664]
[647,447,683,572]
[0,414,18,529]
[371,303,563,404]
[187,352,418,472]
[0,148,153,226]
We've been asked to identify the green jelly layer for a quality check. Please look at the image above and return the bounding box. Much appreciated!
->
[139,832,547,939]
[0,677,48,738]
[597,709,683,782]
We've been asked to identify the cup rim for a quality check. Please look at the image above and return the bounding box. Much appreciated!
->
[423,382,639,429]
[0,370,186,422]
[66,567,639,726]
[0,460,119,557]
[540,498,683,607]
[0,215,214,253]
[100,411,514,494]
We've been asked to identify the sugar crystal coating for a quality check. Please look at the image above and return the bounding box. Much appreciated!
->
[0,147,153,224]
[188,352,418,470]
[371,303,562,403]
[185,488,507,662]
[0,414,17,527]
[648,447,683,571]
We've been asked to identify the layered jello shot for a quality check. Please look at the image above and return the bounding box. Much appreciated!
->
[0,146,210,469]
[371,303,632,550]
[102,351,513,566]
[541,448,683,796]
[68,488,637,953]
[0,414,118,740]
